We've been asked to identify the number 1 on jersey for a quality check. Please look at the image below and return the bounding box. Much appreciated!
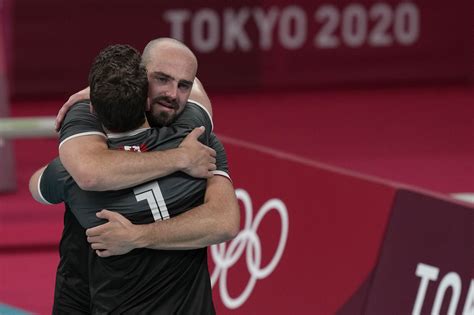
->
[134,182,170,221]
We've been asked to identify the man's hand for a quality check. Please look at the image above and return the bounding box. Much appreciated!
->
[55,86,91,131]
[179,127,217,178]
[86,210,141,257]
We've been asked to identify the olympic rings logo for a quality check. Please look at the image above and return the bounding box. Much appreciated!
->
[210,188,289,309]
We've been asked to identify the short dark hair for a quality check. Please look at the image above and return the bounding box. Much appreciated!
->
[89,44,148,133]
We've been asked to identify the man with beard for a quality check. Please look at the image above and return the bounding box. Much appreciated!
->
[32,39,240,313]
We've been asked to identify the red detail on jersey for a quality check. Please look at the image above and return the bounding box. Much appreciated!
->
[117,143,149,152]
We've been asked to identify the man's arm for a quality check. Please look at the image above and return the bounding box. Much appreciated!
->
[189,77,212,117]
[29,158,68,205]
[55,87,90,131]
[86,175,240,256]
[57,80,215,192]
[29,166,48,204]
[59,128,215,191]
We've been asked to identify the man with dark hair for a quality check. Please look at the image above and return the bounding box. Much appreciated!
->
[55,38,238,257]
[30,43,239,313]
[88,44,148,133]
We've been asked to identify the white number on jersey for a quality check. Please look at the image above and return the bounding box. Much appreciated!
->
[134,181,170,221]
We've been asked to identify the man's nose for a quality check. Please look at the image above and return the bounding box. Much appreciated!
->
[164,83,178,99]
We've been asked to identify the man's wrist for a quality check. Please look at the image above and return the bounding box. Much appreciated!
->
[133,223,155,249]
[172,147,191,172]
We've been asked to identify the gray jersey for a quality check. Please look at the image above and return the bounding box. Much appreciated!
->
[40,101,229,314]
[42,101,228,229]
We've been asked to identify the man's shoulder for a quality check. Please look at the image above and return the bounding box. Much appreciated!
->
[59,100,104,146]
[186,100,210,117]
[66,100,91,114]
[174,100,213,132]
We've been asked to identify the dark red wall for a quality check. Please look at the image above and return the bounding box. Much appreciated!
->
[6,0,474,98]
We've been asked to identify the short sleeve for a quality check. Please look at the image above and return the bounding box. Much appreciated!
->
[209,133,231,181]
[172,101,213,133]
[59,101,106,148]
[39,157,70,204]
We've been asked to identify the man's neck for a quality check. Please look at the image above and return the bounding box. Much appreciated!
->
[141,119,150,129]
[104,118,150,135]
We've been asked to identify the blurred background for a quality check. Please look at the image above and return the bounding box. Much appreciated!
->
[0,1,473,314]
